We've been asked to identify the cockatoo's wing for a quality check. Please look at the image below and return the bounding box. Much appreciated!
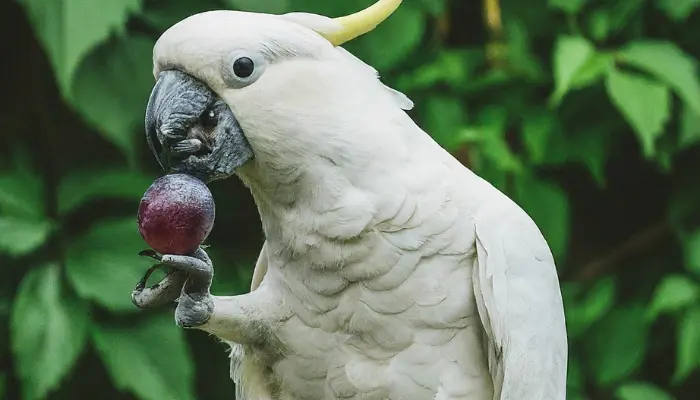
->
[250,241,269,291]
[473,200,568,399]
[229,242,272,400]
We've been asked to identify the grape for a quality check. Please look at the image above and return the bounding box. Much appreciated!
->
[137,173,215,255]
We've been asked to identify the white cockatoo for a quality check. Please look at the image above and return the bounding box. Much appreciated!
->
[131,0,568,399]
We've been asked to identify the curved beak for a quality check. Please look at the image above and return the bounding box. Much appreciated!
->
[144,70,253,182]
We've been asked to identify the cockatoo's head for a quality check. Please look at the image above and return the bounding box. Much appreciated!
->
[145,0,413,186]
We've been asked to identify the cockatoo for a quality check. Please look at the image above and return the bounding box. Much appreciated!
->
[131,0,568,399]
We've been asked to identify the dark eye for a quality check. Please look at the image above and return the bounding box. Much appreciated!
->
[233,57,255,78]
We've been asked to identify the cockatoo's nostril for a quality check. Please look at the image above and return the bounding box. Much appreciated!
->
[199,109,218,130]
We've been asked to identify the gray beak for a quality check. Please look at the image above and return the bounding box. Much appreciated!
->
[144,70,253,182]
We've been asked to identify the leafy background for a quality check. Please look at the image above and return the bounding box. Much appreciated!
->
[1,0,699,399]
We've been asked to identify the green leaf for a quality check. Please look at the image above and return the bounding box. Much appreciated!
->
[348,2,424,71]
[674,306,700,383]
[551,36,597,104]
[618,41,700,115]
[514,176,570,258]
[18,0,142,97]
[587,9,611,41]
[58,169,155,215]
[679,104,700,148]
[681,230,700,276]
[396,50,481,92]
[569,52,614,90]
[421,96,467,150]
[647,274,700,319]
[65,218,153,311]
[605,69,670,157]
[93,314,195,400]
[606,0,645,35]
[548,0,588,14]
[567,126,613,186]
[566,277,617,338]
[505,18,544,80]
[522,111,555,164]
[656,0,700,21]
[474,107,521,173]
[225,0,291,13]
[0,173,45,218]
[0,218,54,258]
[11,264,90,400]
[615,381,674,400]
[70,35,156,163]
[584,305,650,386]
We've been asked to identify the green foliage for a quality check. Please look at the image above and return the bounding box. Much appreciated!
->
[584,305,650,387]
[647,274,700,319]
[10,264,90,400]
[616,381,675,400]
[19,0,141,97]
[1,0,699,398]
[618,41,700,115]
[563,278,617,339]
[656,0,700,22]
[551,35,597,104]
[57,169,154,216]
[674,306,700,383]
[605,69,670,157]
[65,218,155,311]
[92,315,195,400]
[70,35,156,163]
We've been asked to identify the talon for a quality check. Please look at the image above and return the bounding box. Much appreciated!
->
[133,246,215,328]
[139,249,163,261]
[131,263,187,309]
[159,247,213,295]
[134,263,164,291]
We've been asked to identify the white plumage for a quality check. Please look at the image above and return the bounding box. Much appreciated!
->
[151,2,568,399]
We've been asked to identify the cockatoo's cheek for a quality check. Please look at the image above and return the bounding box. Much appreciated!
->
[145,70,254,183]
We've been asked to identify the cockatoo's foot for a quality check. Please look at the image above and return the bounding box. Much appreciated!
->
[133,246,286,345]
[132,247,215,328]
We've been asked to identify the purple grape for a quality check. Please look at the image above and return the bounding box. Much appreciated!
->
[137,174,215,255]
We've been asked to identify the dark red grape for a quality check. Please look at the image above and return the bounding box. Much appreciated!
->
[137,173,215,255]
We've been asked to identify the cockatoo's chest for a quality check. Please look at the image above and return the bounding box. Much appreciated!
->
[254,231,494,399]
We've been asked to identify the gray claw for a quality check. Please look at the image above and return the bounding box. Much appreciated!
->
[131,264,187,309]
[132,247,215,327]
[139,249,162,260]
[157,248,215,328]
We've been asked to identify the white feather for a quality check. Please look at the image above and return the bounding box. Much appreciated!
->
[153,9,568,399]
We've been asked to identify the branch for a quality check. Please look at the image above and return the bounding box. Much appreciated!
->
[483,0,506,68]
[572,220,671,282]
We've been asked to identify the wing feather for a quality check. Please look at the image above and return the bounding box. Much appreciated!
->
[472,201,568,400]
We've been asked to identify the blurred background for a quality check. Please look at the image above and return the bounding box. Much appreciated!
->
[1,0,699,399]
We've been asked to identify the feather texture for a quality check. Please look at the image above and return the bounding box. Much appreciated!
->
[151,10,568,399]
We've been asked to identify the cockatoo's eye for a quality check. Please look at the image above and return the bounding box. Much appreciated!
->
[233,57,254,78]
[222,51,265,88]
